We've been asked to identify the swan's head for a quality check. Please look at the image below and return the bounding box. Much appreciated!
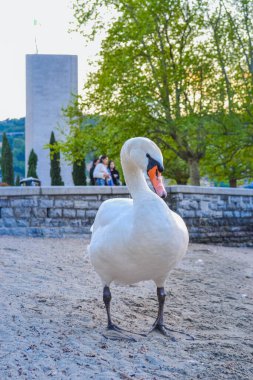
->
[122,137,167,198]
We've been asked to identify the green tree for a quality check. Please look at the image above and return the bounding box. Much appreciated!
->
[72,160,87,185]
[221,0,253,114]
[15,175,20,186]
[53,0,253,186]
[27,149,38,178]
[201,113,253,187]
[63,0,216,185]
[0,118,25,179]
[202,0,253,186]
[163,151,189,185]
[1,132,14,185]
[49,132,64,186]
[13,137,25,178]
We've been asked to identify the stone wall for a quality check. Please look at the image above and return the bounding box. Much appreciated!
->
[0,186,252,246]
[168,186,253,246]
[0,187,130,239]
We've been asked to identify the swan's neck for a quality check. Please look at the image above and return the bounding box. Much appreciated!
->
[122,159,154,201]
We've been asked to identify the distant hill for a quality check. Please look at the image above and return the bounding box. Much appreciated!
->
[0,118,25,180]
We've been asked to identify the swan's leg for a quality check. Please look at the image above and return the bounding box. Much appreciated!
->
[151,287,168,335]
[103,285,114,329]
[150,287,194,341]
[103,285,129,332]
[102,286,142,341]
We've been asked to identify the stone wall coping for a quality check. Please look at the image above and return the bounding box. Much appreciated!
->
[0,186,130,196]
[168,185,253,196]
[0,187,42,196]
[0,185,252,197]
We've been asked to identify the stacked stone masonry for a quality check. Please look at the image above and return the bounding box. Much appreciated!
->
[0,186,252,246]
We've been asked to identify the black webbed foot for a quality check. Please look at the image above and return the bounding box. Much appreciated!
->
[150,322,194,341]
[103,323,137,342]
[150,322,174,338]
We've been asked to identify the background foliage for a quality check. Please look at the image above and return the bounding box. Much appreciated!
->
[53,0,253,186]
[27,149,38,179]
[49,132,64,186]
[1,132,14,185]
[0,118,25,181]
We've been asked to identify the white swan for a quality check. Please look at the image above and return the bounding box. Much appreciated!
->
[88,137,189,338]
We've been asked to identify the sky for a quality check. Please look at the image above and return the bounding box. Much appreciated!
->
[0,0,102,121]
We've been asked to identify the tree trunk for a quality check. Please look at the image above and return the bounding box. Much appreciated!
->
[188,159,200,186]
[229,178,237,188]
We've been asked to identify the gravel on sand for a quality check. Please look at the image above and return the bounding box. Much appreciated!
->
[0,236,253,379]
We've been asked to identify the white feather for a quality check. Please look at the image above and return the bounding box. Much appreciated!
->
[89,137,189,288]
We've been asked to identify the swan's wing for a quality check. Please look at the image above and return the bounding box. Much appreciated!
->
[88,198,134,283]
[91,198,133,234]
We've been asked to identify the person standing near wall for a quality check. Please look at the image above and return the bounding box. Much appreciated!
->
[93,156,112,186]
[108,160,121,185]
[89,158,99,185]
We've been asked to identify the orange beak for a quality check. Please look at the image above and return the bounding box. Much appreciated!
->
[147,165,167,198]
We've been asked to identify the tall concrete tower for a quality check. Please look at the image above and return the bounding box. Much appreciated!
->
[26,54,78,186]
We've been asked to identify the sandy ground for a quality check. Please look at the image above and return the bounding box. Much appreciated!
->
[0,237,253,380]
